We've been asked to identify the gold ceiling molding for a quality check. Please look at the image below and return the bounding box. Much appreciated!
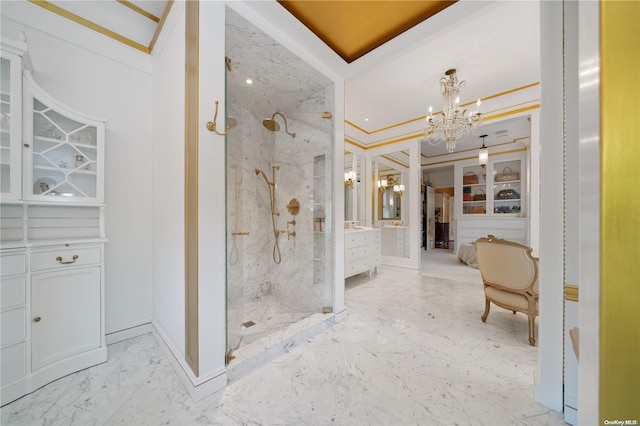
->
[278,0,457,63]
[346,82,541,135]
[420,137,528,160]
[379,155,408,169]
[117,0,160,23]
[148,1,174,53]
[422,147,528,168]
[28,0,173,55]
[346,104,539,152]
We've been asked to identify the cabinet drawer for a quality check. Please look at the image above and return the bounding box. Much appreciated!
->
[1,306,26,345]
[346,245,369,261]
[345,232,370,248]
[1,342,26,386]
[31,247,101,272]
[1,276,26,309]
[346,257,370,275]
[0,254,26,277]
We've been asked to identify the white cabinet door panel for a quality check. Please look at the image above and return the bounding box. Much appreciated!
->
[31,266,100,371]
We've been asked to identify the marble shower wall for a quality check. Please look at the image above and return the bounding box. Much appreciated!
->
[225,6,334,327]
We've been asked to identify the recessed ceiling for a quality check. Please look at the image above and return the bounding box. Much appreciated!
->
[277,0,456,63]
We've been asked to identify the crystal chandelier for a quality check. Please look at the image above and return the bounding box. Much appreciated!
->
[424,69,483,153]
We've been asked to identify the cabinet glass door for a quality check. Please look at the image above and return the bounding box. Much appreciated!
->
[492,159,522,214]
[30,98,98,200]
[462,165,486,215]
[0,58,11,194]
[1,54,21,199]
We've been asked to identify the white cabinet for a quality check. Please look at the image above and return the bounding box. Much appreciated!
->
[456,154,527,248]
[0,40,107,406]
[0,43,24,201]
[345,228,381,278]
[1,251,27,390]
[31,250,101,371]
[23,73,105,204]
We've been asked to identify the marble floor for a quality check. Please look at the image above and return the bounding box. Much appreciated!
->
[1,266,566,426]
[230,294,317,350]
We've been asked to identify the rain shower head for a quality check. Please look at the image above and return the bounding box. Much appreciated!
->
[262,112,296,137]
[262,118,280,132]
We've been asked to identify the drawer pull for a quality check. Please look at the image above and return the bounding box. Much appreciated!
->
[56,255,79,265]
[34,316,42,323]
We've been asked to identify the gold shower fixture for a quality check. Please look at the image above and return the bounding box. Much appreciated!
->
[206,100,237,136]
[262,112,296,137]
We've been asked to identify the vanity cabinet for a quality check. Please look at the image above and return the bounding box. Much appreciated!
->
[0,40,107,406]
[345,228,381,278]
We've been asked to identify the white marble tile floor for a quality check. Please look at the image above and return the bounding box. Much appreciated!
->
[1,266,566,425]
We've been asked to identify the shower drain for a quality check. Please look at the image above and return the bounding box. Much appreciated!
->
[242,321,256,328]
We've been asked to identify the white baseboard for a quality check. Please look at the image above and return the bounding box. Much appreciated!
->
[150,322,227,402]
[105,322,153,345]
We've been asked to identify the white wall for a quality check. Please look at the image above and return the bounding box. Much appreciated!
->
[150,3,186,358]
[1,3,154,335]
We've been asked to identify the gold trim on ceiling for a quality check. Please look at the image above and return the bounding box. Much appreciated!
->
[345,103,539,152]
[422,147,528,168]
[278,0,457,63]
[28,0,173,55]
[379,154,408,169]
[117,0,160,23]
[347,82,541,135]
[149,1,175,55]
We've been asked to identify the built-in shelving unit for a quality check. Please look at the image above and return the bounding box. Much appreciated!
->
[0,40,107,406]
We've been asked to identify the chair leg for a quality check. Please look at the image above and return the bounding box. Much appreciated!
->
[528,315,536,346]
[481,298,490,322]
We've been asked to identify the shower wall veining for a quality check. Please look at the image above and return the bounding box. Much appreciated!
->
[225,6,334,350]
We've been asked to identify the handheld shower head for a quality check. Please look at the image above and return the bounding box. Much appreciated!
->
[255,168,271,186]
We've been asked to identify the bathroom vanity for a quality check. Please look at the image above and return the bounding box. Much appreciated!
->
[345,228,381,278]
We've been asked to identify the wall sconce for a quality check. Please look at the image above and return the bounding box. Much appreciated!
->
[478,134,488,167]
[393,184,405,197]
[377,178,388,192]
[344,170,356,188]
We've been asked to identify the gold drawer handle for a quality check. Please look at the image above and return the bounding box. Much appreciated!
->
[56,255,79,264]
[231,231,250,236]
[34,316,41,323]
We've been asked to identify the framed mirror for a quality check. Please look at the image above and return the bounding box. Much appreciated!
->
[345,151,364,223]
[378,174,402,220]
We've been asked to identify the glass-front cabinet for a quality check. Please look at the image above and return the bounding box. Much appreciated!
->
[492,159,522,214]
[23,75,105,204]
[0,50,23,200]
[461,164,487,215]
[458,155,525,217]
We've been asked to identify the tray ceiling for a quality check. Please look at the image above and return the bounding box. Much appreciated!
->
[277,0,456,63]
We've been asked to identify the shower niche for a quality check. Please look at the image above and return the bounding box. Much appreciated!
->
[224,7,335,368]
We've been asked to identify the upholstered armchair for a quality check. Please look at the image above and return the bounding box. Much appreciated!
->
[475,235,539,346]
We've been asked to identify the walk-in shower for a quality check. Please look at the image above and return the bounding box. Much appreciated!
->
[224,6,335,370]
[262,112,296,137]
[255,165,282,264]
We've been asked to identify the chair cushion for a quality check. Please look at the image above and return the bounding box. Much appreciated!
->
[485,286,536,311]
